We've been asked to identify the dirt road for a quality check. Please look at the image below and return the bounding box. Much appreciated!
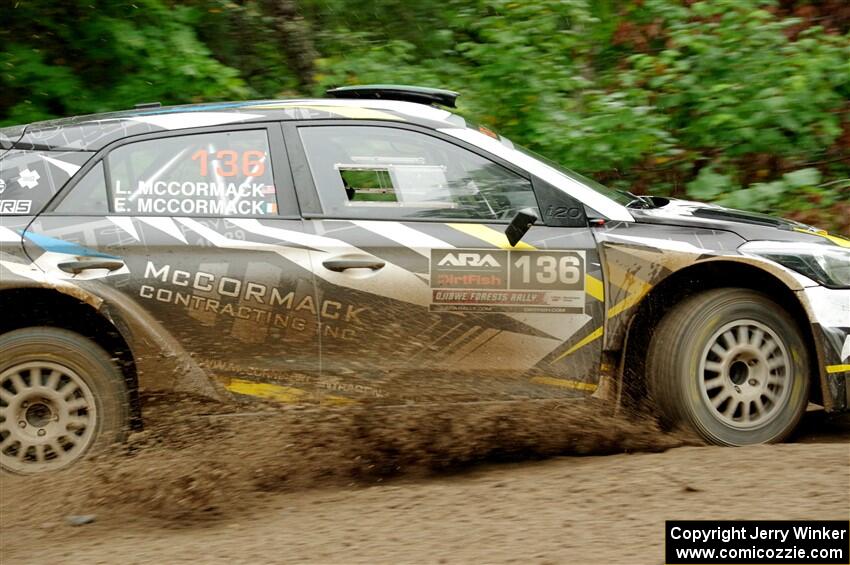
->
[1,404,848,564]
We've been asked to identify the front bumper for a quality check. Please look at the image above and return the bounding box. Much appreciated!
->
[796,286,850,411]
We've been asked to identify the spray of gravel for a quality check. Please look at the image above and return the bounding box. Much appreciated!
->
[0,393,693,525]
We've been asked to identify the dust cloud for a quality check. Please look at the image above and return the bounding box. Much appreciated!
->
[1,394,687,523]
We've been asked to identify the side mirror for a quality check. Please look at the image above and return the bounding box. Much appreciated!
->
[505,210,538,247]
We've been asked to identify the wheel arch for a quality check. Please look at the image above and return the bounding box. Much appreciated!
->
[0,287,142,429]
[618,260,822,408]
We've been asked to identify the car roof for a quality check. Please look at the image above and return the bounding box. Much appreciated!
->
[0,98,467,153]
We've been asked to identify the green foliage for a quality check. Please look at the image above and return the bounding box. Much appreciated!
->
[714,168,848,218]
[0,0,247,122]
[686,167,735,201]
[687,165,848,223]
[625,0,849,167]
[307,0,849,231]
[1,0,847,232]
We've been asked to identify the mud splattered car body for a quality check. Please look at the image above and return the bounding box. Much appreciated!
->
[1,87,848,471]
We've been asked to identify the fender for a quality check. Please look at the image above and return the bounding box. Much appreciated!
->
[605,249,838,411]
[0,276,221,401]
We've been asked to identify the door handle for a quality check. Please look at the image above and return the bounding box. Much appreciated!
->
[322,258,386,272]
[58,259,125,275]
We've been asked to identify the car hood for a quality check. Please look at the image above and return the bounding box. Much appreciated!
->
[629,197,847,246]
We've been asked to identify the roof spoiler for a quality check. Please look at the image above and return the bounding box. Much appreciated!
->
[325,85,459,108]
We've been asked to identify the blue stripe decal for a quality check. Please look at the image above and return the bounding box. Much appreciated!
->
[135,101,272,116]
[21,230,118,259]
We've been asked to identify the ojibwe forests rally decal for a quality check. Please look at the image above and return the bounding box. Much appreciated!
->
[429,249,585,313]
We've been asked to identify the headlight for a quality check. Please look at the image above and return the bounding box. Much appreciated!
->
[740,241,850,289]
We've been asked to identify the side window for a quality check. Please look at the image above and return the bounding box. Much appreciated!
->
[298,126,538,221]
[0,150,94,216]
[55,162,109,214]
[107,130,278,216]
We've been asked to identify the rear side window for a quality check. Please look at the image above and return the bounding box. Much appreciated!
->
[0,150,93,215]
[55,162,108,214]
[107,130,278,216]
[298,126,538,221]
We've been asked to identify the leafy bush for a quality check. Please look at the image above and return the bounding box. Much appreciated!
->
[1,0,847,232]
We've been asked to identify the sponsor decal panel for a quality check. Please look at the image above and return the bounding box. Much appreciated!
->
[114,180,277,216]
[429,249,585,313]
[139,261,367,342]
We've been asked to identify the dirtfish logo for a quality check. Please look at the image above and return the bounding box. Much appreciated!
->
[438,252,501,268]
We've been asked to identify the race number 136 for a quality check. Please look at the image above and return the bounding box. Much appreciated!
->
[509,250,585,291]
[191,149,266,177]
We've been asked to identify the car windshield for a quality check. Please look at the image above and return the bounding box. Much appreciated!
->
[482,128,635,207]
[512,144,635,206]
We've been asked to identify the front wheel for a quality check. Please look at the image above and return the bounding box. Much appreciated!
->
[646,289,809,445]
[0,327,129,474]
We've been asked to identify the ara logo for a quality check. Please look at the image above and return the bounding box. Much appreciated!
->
[437,252,501,268]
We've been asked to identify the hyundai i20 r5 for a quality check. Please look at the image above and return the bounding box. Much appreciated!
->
[1,85,848,474]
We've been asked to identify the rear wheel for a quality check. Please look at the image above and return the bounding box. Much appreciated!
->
[0,327,129,474]
[646,289,809,445]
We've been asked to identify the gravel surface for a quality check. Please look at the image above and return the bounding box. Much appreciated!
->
[1,401,847,565]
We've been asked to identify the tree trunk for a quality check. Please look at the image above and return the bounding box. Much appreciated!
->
[265,0,318,91]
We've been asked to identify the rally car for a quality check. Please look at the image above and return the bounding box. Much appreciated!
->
[1,85,848,474]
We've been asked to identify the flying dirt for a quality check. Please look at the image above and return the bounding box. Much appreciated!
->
[1,394,847,564]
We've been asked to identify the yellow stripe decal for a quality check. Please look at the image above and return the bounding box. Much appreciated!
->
[531,376,598,392]
[555,326,604,362]
[246,104,403,121]
[793,228,850,248]
[822,234,850,248]
[447,223,535,250]
[585,274,605,302]
[607,280,653,318]
[826,364,850,374]
[224,378,358,405]
[604,263,653,318]
[225,379,308,403]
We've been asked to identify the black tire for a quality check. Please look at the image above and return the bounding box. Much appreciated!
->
[0,327,129,474]
[646,289,809,445]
